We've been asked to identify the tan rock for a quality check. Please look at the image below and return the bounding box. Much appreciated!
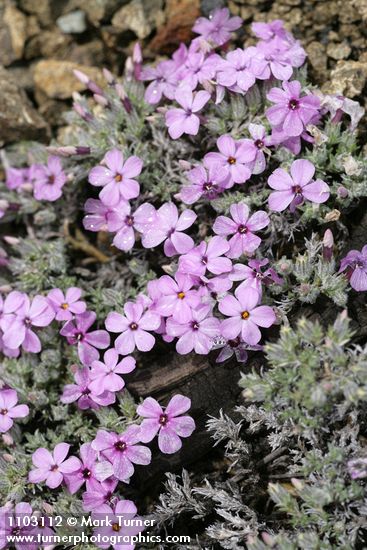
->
[34,60,104,100]
[0,1,27,65]
[307,41,327,79]
[324,60,367,97]
[112,0,164,39]
[326,42,352,60]
[0,66,49,144]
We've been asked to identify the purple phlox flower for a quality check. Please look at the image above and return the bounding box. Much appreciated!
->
[89,149,143,206]
[204,134,256,187]
[266,80,321,137]
[256,37,306,81]
[192,8,242,47]
[0,389,29,433]
[2,294,55,354]
[83,198,123,232]
[82,478,118,513]
[347,457,367,480]
[141,202,196,256]
[47,287,86,321]
[89,348,136,395]
[178,51,218,90]
[321,94,365,132]
[179,161,228,204]
[5,167,29,191]
[107,201,157,252]
[64,442,113,495]
[247,123,272,174]
[60,311,110,366]
[105,302,160,355]
[268,159,330,212]
[92,426,151,482]
[178,236,232,277]
[137,394,195,454]
[251,20,288,41]
[230,259,283,296]
[61,366,115,410]
[213,203,269,259]
[0,291,26,334]
[156,273,200,322]
[166,304,221,355]
[92,499,143,549]
[0,330,20,358]
[269,126,314,155]
[140,60,179,104]
[195,273,233,305]
[28,443,81,489]
[0,502,36,550]
[33,156,67,202]
[216,47,267,93]
[219,286,275,345]
[165,86,211,139]
[214,335,263,364]
[339,245,367,291]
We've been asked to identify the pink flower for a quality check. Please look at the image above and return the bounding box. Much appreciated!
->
[178,51,218,90]
[166,304,221,355]
[5,167,29,190]
[179,161,228,204]
[92,499,143,549]
[156,273,200,322]
[89,149,143,206]
[339,245,367,291]
[89,349,136,394]
[105,302,160,354]
[165,86,210,139]
[230,259,283,296]
[92,426,151,482]
[256,37,306,81]
[28,443,81,489]
[61,367,115,410]
[0,389,29,433]
[219,286,275,345]
[64,443,111,495]
[178,236,232,276]
[0,502,36,550]
[47,287,86,321]
[216,47,267,93]
[60,311,110,366]
[33,156,67,202]
[83,198,117,232]
[142,202,196,256]
[193,8,242,46]
[140,60,178,104]
[205,135,256,187]
[251,20,288,41]
[137,394,195,454]
[247,123,272,174]
[213,203,269,259]
[82,478,118,512]
[2,294,55,354]
[267,159,330,212]
[266,80,320,137]
[107,201,156,252]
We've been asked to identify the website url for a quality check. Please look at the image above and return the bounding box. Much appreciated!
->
[6,532,191,546]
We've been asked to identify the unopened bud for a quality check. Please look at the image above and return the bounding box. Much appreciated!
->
[103,68,115,85]
[73,69,89,85]
[324,209,340,222]
[322,228,334,261]
[261,532,275,547]
[3,453,15,463]
[115,84,132,113]
[3,235,20,245]
[337,186,348,199]
[2,433,14,446]
[93,93,109,108]
[291,477,304,490]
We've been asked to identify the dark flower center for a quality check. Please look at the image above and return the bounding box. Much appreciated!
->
[114,440,127,452]
[201,255,208,265]
[112,523,120,532]
[48,174,56,185]
[61,302,69,309]
[129,322,138,330]
[292,185,302,195]
[24,317,32,327]
[203,182,213,191]
[50,464,58,471]
[238,224,248,234]
[191,321,200,330]
[241,310,250,320]
[159,413,169,426]
[227,156,236,165]
[12,528,21,536]
[255,139,264,149]
[76,332,84,342]
[0,408,8,415]
[82,468,92,479]
[228,337,240,348]
[288,99,299,110]
[114,174,123,182]
[125,215,134,226]
[82,388,91,395]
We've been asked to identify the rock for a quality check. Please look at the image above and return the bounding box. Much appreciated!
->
[307,41,327,80]
[34,60,103,100]
[352,0,367,21]
[112,0,164,39]
[17,0,63,26]
[0,1,27,66]
[0,65,49,145]
[66,0,127,26]
[25,29,72,60]
[57,10,87,34]
[150,0,200,53]
[68,40,105,67]
[327,41,352,60]
[324,60,367,97]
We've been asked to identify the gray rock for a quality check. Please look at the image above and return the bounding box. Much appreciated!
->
[0,65,49,145]
[57,10,87,34]
[0,1,28,66]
